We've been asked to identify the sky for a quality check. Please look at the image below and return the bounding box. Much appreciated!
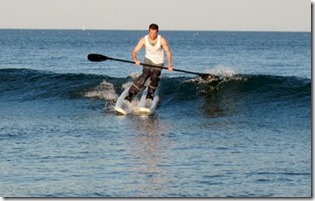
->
[0,0,311,32]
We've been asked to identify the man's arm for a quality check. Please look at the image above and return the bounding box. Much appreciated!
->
[161,37,173,71]
[132,37,145,65]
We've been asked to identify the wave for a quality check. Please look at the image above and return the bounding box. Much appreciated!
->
[0,68,109,101]
[0,69,310,109]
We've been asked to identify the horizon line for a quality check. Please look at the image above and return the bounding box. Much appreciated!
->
[0,28,311,33]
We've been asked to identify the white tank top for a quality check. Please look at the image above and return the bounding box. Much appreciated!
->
[145,35,164,64]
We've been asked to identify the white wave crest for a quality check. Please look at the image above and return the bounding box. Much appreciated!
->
[84,80,118,100]
[207,65,236,78]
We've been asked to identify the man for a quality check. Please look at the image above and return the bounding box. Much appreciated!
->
[125,23,173,102]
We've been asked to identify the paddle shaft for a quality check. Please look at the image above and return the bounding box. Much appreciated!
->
[87,54,216,79]
[107,57,204,76]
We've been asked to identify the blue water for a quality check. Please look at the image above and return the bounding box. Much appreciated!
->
[0,30,311,197]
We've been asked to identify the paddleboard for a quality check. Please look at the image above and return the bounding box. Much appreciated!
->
[114,82,159,115]
[114,87,133,115]
[138,86,159,114]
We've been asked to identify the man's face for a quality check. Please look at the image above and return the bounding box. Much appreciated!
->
[148,29,158,40]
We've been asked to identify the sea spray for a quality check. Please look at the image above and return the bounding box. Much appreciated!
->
[190,65,241,95]
[84,80,118,100]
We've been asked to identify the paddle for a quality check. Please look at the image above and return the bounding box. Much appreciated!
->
[87,53,218,79]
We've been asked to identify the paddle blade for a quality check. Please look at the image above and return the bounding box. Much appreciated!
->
[87,54,108,62]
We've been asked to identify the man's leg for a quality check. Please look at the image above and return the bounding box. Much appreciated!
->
[147,67,162,99]
[125,67,150,102]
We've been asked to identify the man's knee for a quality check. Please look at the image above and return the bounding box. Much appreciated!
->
[131,68,150,94]
[151,69,161,80]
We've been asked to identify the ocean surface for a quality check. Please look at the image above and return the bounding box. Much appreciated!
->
[0,30,311,197]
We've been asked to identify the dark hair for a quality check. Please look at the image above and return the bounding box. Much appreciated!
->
[149,23,159,31]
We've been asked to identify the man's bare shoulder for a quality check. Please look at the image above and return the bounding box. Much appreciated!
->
[160,36,169,46]
[139,36,146,44]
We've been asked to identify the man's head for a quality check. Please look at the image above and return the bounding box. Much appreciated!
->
[149,23,159,31]
[148,23,159,40]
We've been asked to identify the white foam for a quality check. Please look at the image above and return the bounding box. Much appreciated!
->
[127,72,141,79]
[207,65,236,78]
[122,81,133,89]
[84,80,118,100]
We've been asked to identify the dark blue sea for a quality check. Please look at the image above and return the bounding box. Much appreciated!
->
[0,30,311,197]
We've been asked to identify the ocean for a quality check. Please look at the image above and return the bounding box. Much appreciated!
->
[0,30,311,197]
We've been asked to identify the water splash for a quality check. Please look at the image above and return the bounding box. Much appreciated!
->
[208,65,236,78]
[84,80,118,100]
[127,72,141,79]
[122,81,133,89]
